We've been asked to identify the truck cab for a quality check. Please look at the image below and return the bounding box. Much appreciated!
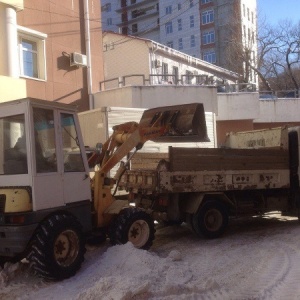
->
[0,98,92,259]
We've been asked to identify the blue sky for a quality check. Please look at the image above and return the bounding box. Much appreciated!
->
[257,0,300,25]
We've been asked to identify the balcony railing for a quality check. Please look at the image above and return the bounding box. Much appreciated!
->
[259,90,300,99]
[99,74,257,92]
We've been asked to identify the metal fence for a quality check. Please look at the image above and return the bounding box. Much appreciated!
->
[259,90,300,99]
[99,74,257,92]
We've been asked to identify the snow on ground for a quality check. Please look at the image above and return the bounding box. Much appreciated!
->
[1,213,300,299]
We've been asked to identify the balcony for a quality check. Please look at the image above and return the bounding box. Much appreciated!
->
[116,0,158,12]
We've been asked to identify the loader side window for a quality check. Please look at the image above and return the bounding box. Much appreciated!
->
[1,114,28,174]
[33,108,57,173]
[61,113,85,172]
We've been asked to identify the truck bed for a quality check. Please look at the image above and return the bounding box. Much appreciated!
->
[120,147,290,194]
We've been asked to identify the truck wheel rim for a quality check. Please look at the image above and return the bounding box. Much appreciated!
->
[54,230,79,267]
[204,209,222,232]
[128,220,150,248]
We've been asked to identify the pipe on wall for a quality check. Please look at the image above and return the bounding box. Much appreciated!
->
[84,0,94,109]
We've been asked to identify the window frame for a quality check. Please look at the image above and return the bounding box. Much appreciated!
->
[178,19,182,31]
[190,35,196,47]
[165,21,173,34]
[178,37,183,50]
[203,51,216,63]
[17,26,47,81]
[202,30,215,45]
[166,5,172,15]
[202,10,214,25]
[190,15,195,28]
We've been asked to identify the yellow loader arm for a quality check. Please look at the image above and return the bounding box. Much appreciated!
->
[89,103,208,227]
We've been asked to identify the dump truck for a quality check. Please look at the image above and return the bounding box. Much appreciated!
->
[119,126,300,239]
[0,98,208,280]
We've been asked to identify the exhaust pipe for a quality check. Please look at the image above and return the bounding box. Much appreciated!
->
[139,103,210,143]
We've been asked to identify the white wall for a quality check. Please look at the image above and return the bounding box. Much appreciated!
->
[217,92,259,121]
[256,99,300,123]
[94,85,218,114]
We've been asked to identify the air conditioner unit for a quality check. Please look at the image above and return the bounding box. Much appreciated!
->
[154,59,161,68]
[70,52,87,67]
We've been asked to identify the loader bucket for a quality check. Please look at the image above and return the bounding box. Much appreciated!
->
[139,103,210,143]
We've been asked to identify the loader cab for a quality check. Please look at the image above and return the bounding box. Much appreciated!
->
[0,98,91,214]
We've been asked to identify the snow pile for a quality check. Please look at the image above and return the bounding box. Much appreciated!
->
[2,216,300,299]
[76,243,193,300]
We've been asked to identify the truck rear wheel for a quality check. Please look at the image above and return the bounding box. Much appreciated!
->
[113,208,155,250]
[192,201,228,239]
[28,214,85,280]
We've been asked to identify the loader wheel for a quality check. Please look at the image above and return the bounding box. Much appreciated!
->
[192,201,228,239]
[113,208,155,250]
[27,214,85,280]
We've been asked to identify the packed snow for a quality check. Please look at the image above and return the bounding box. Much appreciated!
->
[1,213,300,299]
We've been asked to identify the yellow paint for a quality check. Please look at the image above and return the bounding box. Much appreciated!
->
[2,188,32,213]
[93,171,114,227]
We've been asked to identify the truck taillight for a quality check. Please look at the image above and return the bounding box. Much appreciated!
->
[9,215,25,224]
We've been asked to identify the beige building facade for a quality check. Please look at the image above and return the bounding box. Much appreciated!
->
[0,0,104,111]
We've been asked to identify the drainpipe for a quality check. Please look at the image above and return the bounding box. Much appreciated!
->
[5,7,19,78]
[84,0,94,109]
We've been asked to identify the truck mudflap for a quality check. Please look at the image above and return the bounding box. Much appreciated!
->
[0,223,38,257]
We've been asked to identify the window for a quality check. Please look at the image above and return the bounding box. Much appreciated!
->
[33,108,57,173]
[107,18,112,26]
[251,12,254,23]
[61,113,85,173]
[190,35,196,47]
[162,63,168,81]
[18,26,47,80]
[178,38,183,50]
[106,3,111,12]
[190,15,195,28]
[202,30,215,44]
[172,66,179,84]
[165,22,173,34]
[203,51,216,63]
[202,10,214,25]
[178,3,181,10]
[178,19,182,31]
[247,8,250,21]
[1,114,28,175]
[201,0,212,3]
[132,23,138,33]
[167,41,174,48]
[186,70,193,84]
[243,4,245,16]
[132,9,146,18]
[166,5,172,14]
[189,0,194,8]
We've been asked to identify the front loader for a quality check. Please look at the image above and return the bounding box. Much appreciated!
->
[0,98,208,280]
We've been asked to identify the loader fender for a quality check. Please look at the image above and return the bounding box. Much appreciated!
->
[181,192,233,214]
[104,199,129,215]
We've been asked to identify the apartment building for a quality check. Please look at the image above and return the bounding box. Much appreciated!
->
[102,0,257,83]
[101,31,239,90]
[0,0,104,111]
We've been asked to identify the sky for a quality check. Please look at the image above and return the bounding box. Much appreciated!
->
[257,0,300,25]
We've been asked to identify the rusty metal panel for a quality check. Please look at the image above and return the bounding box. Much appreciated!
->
[169,147,289,172]
[159,170,290,193]
[119,170,158,194]
[224,126,289,149]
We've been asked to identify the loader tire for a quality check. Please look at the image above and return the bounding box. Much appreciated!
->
[113,207,155,250]
[192,201,228,239]
[27,214,85,280]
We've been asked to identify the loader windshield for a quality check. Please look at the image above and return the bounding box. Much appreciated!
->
[0,114,28,175]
